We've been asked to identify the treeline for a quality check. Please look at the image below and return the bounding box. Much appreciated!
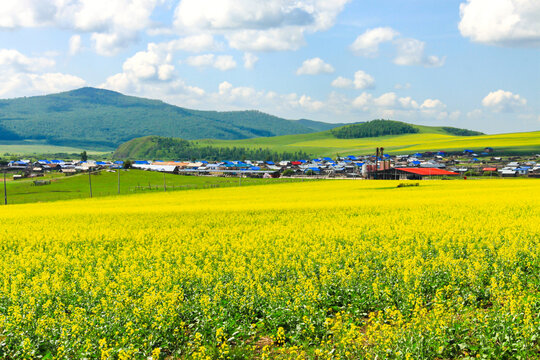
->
[331,120,419,139]
[441,127,484,136]
[117,136,310,161]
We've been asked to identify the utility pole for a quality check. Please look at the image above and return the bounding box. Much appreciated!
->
[163,172,167,191]
[88,170,93,198]
[3,169,7,205]
[117,168,120,194]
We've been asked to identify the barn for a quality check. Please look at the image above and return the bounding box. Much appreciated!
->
[370,167,460,180]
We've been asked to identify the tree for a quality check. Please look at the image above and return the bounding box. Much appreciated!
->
[80,151,88,161]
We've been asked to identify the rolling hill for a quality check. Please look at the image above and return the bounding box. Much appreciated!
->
[114,121,540,159]
[0,87,346,150]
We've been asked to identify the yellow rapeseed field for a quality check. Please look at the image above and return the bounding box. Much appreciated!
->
[0,179,538,359]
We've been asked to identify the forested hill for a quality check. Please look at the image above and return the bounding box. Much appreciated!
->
[114,136,309,161]
[0,87,342,150]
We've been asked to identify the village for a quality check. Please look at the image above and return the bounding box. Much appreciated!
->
[4,147,540,180]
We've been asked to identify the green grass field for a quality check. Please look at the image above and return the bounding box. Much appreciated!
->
[197,126,540,157]
[2,169,301,205]
[0,140,111,156]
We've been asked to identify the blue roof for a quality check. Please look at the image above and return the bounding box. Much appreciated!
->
[299,160,307,163]
[266,161,274,165]
[383,154,390,158]
[201,161,208,164]
[414,153,423,157]
[322,157,332,161]
[347,155,357,160]
[249,166,261,170]
[96,161,107,165]
[51,160,62,163]
[473,158,479,161]
[134,161,149,165]
[412,160,421,165]
[114,161,124,164]
[307,167,320,171]
[464,149,474,153]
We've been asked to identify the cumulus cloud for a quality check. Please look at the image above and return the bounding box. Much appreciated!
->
[0,49,85,97]
[352,92,372,110]
[350,27,445,67]
[331,70,374,89]
[173,0,351,51]
[296,57,334,75]
[185,54,237,70]
[482,89,527,112]
[349,27,399,57]
[0,49,54,72]
[165,34,223,53]
[394,82,411,90]
[393,38,445,67]
[353,70,375,89]
[225,28,306,51]
[0,0,164,55]
[373,92,397,107]
[331,76,353,88]
[243,53,258,69]
[459,0,540,47]
[69,35,82,55]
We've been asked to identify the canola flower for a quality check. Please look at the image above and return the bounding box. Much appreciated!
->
[0,179,538,358]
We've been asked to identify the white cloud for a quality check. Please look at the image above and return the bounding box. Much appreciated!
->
[0,0,163,55]
[173,0,351,51]
[243,53,258,69]
[350,27,445,67]
[69,35,82,55]
[352,92,372,110]
[185,54,216,67]
[394,38,445,67]
[330,70,374,89]
[0,49,55,72]
[398,96,419,109]
[373,92,397,107]
[165,34,223,53]
[214,55,237,70]
[296,57,334,75]
[331,76,353,88]
[421,98,446,110]
[349,27,399,57]
[185,54,237,70]
[226,28,306,51]
[353,70,375,89]
[0,49,85,97]
[459,0,540,47]
[482,89,527,112]
[394,82,411,90]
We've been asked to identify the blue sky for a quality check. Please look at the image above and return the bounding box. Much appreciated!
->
[0,0,538,134]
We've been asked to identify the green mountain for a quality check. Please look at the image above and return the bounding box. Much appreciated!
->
[0,87,342,150]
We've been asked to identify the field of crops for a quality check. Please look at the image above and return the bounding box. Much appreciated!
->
[199,129,540,156]
[2,170,301,205]
[0,179,538,358]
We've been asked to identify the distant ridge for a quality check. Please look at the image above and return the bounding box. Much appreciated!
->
[0,87,345,150]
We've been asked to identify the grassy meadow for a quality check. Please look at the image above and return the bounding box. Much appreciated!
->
[0,140,111,156]
[197,127,540,157]
[0,179,538,358]
[1,169,300,205]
